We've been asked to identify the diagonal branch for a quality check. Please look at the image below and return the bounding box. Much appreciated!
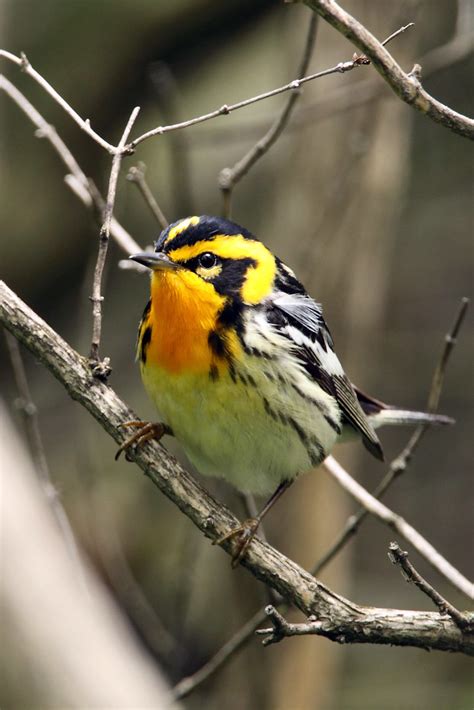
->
[0,50,117,153]
[323,455,473,600]
[388,542,472,631]
[127,24,414,150]
[218,13,319,217]
[1,280,473,655]
[127,163,169,230]
[299,0,474,139]
[0,75,140,257]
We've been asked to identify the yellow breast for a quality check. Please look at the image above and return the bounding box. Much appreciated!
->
[140,269,229,375]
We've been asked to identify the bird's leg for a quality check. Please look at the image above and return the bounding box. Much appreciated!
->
[214,479,293,567]
[115,421,173,461]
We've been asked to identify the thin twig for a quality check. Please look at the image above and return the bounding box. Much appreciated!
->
[0,50,118,153]
[89,106,140,370]
[312,297,470,575]
[188,18,473,147]
[323,455,473,600]
[3,330,88,594]
[219,13,318,218]
[388,542,472,631]
[0,75,141,257]
[95,501,180,661]
[127,163,168,230]
[127,24,414,150]
[390,297,469,476]
[301,0,474,139]
[173,608,267,700]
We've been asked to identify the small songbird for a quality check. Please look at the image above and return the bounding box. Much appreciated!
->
[117,215,452,565]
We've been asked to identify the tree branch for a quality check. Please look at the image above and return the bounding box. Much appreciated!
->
[0,75,141,257]
[299,0,474,139]
[127,24,413,150]
[388,543,472,631]
[88,106,140,368]
[127,162,169,230]
[1,280,473,655]
[218,13,319,218]
[256,603,474,652]
[323,456,473,600]
[313,297,469,576]
[0,50,118,153]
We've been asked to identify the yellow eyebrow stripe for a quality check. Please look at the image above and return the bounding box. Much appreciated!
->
[169,234,276,304]
[164,216,200,245]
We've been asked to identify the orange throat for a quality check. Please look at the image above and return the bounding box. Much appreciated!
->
[142,269,227,375]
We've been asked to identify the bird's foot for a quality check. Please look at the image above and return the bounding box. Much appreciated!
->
[115,421,172,461]
[213,518,261,568]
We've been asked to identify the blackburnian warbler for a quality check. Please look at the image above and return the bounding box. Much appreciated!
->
[117,215,452,565]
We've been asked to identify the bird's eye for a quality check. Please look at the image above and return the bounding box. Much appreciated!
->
[198,252,217,269]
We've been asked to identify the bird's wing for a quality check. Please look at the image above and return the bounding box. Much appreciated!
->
[270,291,384,461]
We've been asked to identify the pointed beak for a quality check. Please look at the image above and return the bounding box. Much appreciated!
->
[129,251,180,271]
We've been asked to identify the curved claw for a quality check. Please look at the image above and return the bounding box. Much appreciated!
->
[213,518,260,568]
[115,421,171,461]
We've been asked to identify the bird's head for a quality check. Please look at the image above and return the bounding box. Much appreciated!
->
[130,215,277,307]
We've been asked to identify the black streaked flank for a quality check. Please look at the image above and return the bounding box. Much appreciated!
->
[141,299,151,320]
[209,364,219,381]
[140,324,152,364]
[208,330,227,359]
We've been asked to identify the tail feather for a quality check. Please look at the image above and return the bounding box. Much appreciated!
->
[368,409,454,430]
[353,385,454,430]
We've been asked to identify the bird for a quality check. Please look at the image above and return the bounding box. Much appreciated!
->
[117,215,453,566]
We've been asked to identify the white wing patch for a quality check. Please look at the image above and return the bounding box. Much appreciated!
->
[272,293,344,376]
[272,293,323,331]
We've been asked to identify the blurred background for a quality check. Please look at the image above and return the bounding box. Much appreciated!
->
[1,1,473,708]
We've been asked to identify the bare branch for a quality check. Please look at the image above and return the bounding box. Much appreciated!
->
[299,0,474,139]
[173,608,267,700]
[189,18,473,146]
[89,106,140,367]
[390,297,469,476]
[0,75,141,256]
[1,280,473,656]
[323,455,473,600]
[0,50,118,153]
[127,163,169,230]
[256,603,474,653]
[219,13,318,217]
[313,296,469,575]
[127,24,414,150]
[388,543,472,631]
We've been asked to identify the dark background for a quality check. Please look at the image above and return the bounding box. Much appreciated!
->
[1,1,473,708]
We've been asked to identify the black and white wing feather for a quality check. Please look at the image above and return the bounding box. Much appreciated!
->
[269,284,384,461]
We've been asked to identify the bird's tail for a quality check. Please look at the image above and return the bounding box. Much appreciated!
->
[354,386,454,430]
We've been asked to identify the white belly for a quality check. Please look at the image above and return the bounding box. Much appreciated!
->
[141,355,340,495]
